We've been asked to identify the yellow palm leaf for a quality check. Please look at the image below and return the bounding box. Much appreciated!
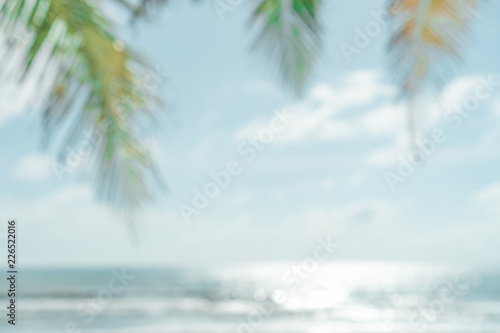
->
[389,0,477,137]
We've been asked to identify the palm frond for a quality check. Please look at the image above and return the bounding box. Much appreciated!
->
[113,0,203,20]
[251,0,322,95]
[388,0,477,137]
[113,0,170,19]
[1,0,165,218]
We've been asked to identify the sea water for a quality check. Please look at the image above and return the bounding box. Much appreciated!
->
[2,261,499,332]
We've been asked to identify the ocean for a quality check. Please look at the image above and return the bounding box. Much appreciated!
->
[2,262,500,332]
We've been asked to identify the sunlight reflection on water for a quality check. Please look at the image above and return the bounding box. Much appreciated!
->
[7,261,497,332]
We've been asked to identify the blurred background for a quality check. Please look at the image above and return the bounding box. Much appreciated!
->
[1,0,500,332]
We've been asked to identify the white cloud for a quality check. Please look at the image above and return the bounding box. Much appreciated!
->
[363,75,495,168]
[234,72,497,174]
[416,75,490,130]
[360,103,405,137]
[12,154,53,183]
[338,70,396,108]
[441,76,483,108]
[235,70,398,145]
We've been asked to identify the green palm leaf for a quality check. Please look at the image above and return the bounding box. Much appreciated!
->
[251,0,322,95]
[1,0,165,219]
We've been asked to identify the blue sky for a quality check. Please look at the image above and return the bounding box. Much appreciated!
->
[1,0,500,268]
